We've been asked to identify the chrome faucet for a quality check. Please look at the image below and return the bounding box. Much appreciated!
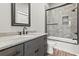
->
[23,26,27,35]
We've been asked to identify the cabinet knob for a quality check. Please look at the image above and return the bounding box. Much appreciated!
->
[35,49,39,53]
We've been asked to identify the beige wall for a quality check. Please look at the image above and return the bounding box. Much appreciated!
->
[29,3,45,33]
[0,3,45,33]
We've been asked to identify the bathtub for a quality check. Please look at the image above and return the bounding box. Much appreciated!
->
[47,36,77,55]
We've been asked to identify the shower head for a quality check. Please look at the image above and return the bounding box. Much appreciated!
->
[72,7,77,12]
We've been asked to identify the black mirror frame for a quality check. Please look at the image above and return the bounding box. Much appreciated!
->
[11,3,31,26]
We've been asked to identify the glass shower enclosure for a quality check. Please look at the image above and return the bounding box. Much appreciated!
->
[45,3,77,39]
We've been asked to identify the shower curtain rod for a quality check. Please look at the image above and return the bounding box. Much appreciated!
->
[45,3,72,11]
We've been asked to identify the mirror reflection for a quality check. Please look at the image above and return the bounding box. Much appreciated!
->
[16,3,29,24]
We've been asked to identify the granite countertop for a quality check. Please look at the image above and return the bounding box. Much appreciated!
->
[0,33,47,51]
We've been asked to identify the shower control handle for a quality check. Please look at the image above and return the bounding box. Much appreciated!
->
[74,33,78,35]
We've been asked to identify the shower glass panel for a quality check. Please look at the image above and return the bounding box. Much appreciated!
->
[46,3,77,39]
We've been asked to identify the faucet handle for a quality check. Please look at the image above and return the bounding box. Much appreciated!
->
[75,32,78,35]
[73,38,77,40]
[18,32,22,35]
[23,26,28,35]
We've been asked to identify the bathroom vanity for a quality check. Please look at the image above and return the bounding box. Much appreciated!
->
[0,33,47,56]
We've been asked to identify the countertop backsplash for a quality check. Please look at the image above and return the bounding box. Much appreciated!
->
[0,32,19,37]
[0,30,38,37]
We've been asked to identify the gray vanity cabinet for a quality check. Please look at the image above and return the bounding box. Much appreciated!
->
[0,44,24,56]
[24,35,47,56]
[0,35,47,56]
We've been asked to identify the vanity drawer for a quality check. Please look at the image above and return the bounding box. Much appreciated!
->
[25,37,43,49]
[0,44,23,56]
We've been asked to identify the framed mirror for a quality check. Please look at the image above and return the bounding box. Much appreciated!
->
[11,3,30,26]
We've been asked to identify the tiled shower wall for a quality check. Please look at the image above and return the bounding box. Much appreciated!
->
[46,3,77,39]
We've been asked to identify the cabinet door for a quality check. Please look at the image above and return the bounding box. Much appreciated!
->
[15,44,24,56]
[44,35,47,55]
[24,35,47,56]
[0,44,23,56]
[24,40,36,56]
[38,35,47,56]
[77,3,79,44]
